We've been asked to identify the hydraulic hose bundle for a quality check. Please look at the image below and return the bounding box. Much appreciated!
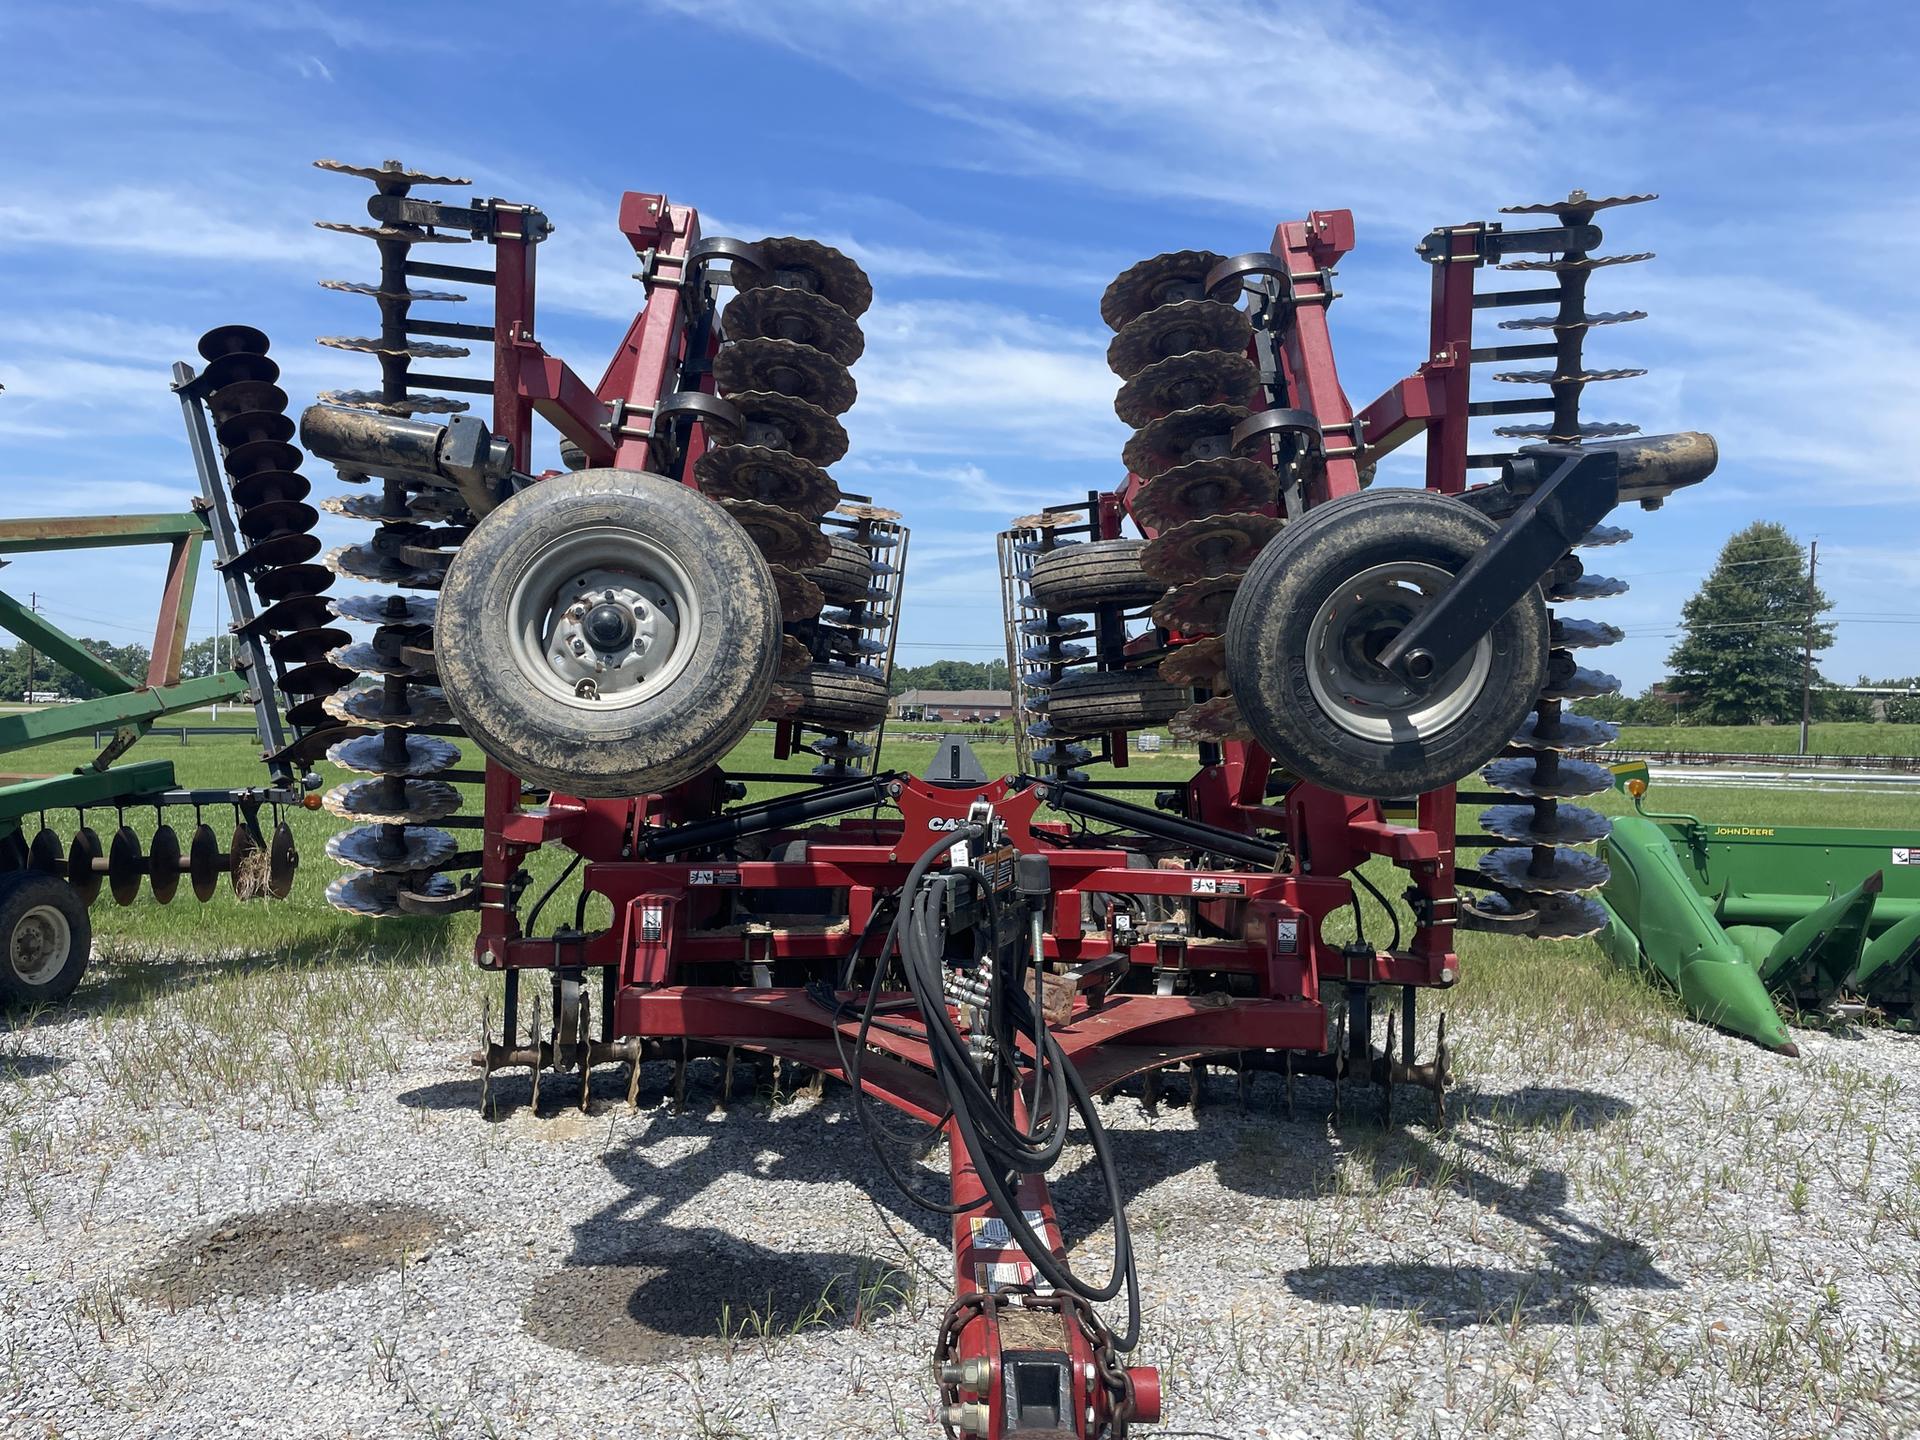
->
[866,825,1142,1351]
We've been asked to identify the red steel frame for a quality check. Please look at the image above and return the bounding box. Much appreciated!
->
[459,191,1486,1438]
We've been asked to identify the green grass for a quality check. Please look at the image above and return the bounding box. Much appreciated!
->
[1614,722,1920,757]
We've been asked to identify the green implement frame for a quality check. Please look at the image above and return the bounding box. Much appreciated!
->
[0,510,249,839]
[1597,789,1920,1052]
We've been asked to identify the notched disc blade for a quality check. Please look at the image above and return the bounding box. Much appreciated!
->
[1550,617,1626,651]
[323,777,461,825]
[1151,576,1242,637]
[1031,743,1093,768]
[722,499,832,570]
[326,870,405,917]
[723,285,864,365]
[1479,803,1612,846]
[1116,349,1259,428]
[715,337,856,415]
[1549,574,1629,603]
[1460,891,1608,940]
[697,444,841,519]
[318,336,470,360]
[328,731,460,777]
[325,542,439,589]
[808,737,873,762]
[1499,192,1657,215]
[325,684,454,728]
[1123,404,1253,482]
[325,824,456,873]
[332,592,439,626]
[1107,301,1252,382]
[108,826,145,907]
[317,388,469,416]
[1170,695,1253,741]
[1492,368,1648,386]
[1141,513,1282,584]
[822,606,890,631]
[314,221,468,245]
[1131,456,1277,532]
[1100,250,1227,332]
[1021,616,1089,639]
[770,565,826,622]
[1158,636,1228,689]
[733,237,872,318]
[1510,710,1619,752]
[1493,421,1642,441]
[319,279,465,303]
[729,390,849,467]
[1497,311,1647,331]
[1023,641,1090,664]
[148,824,181,905]
[1482,756,1613,798]
[267,821,299,898]
[315,158,471,186]
[1540,663,1620,702]
[1499,252,1654,273]
[322,491,442,525]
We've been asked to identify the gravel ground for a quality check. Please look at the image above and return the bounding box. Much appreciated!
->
[4,965,1919,1440]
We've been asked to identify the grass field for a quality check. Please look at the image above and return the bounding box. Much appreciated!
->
[1614,721,1920,756]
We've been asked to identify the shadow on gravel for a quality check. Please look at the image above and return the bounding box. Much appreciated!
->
[1284,1261,1599,1328]
[0,1052,71,1081]
[1450,1084,1634,1131]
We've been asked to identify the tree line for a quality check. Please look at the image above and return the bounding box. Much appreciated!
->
[0,636,228,702]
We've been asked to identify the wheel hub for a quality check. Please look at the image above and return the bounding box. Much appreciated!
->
[10,904,70,986]
[1304,561,1492,743]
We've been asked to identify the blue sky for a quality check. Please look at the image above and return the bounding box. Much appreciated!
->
[2,0,1916,692]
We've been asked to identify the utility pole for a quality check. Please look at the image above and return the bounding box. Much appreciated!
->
[1798,538,1818,757]
[23,592,37,704]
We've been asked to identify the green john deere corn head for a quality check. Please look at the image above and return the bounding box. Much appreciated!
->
[1597,787,1920,1053]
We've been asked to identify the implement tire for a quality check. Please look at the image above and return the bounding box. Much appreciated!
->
[0,871,90,1008]
[1044,670,1186,735]
[790,664,890,730]
[1224,489,1547,798]
[436,469,780,797]
[1027,540,1161,611]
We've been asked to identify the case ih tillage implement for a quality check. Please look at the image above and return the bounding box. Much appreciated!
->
[241,163,1714,1437]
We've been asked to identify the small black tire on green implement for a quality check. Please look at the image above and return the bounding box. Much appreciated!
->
[436,468,781,798]
[1027,540,1163,611]
[1043,669,1187,735]
[790,663,891,730]
[0,870,91,1008]
[807,535,878,606]
[1223,488,1548,799]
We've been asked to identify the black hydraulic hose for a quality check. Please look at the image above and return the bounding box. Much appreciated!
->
[1351,866,1404,953]
[890,824,1142,1351]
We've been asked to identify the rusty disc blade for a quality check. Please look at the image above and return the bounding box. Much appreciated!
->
[733,237,873,319]
[1170,695,1253,742]
[1157,636,1229,689]
[66,827,103,907]
[728,390,849,467]
[714,337,856,415]
[318,279,465,303]
[189,823,221,902]
[28,827,64,877]
[1107,301,1252,382]
[315,158,472,187]
[1131,456,1277,532]
[1141,513,1283,584]
[1499,191,1657,215]
[769,565,826,622]
[696,444,841,519]
[780,634,813,675]
[1499,252,1654,273]
[722,285,865,365]
[148,824,181,905]
[107,826,144,907]
[1100,250,1227,332]
[722,499,832,569]
[1151,576,1241,637]
[1116,348,1259,428]
[1123,404,1253,482]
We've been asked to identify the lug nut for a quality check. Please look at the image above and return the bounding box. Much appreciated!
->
[943,1402,990,1436]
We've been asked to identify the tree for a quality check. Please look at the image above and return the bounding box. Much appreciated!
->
[888,658,1010,697]
[1665,523,1831,725]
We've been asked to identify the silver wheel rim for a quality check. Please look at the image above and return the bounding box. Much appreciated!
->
[1304,560,1492,743]
[10,902,71,986]
[505,525,702,710]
